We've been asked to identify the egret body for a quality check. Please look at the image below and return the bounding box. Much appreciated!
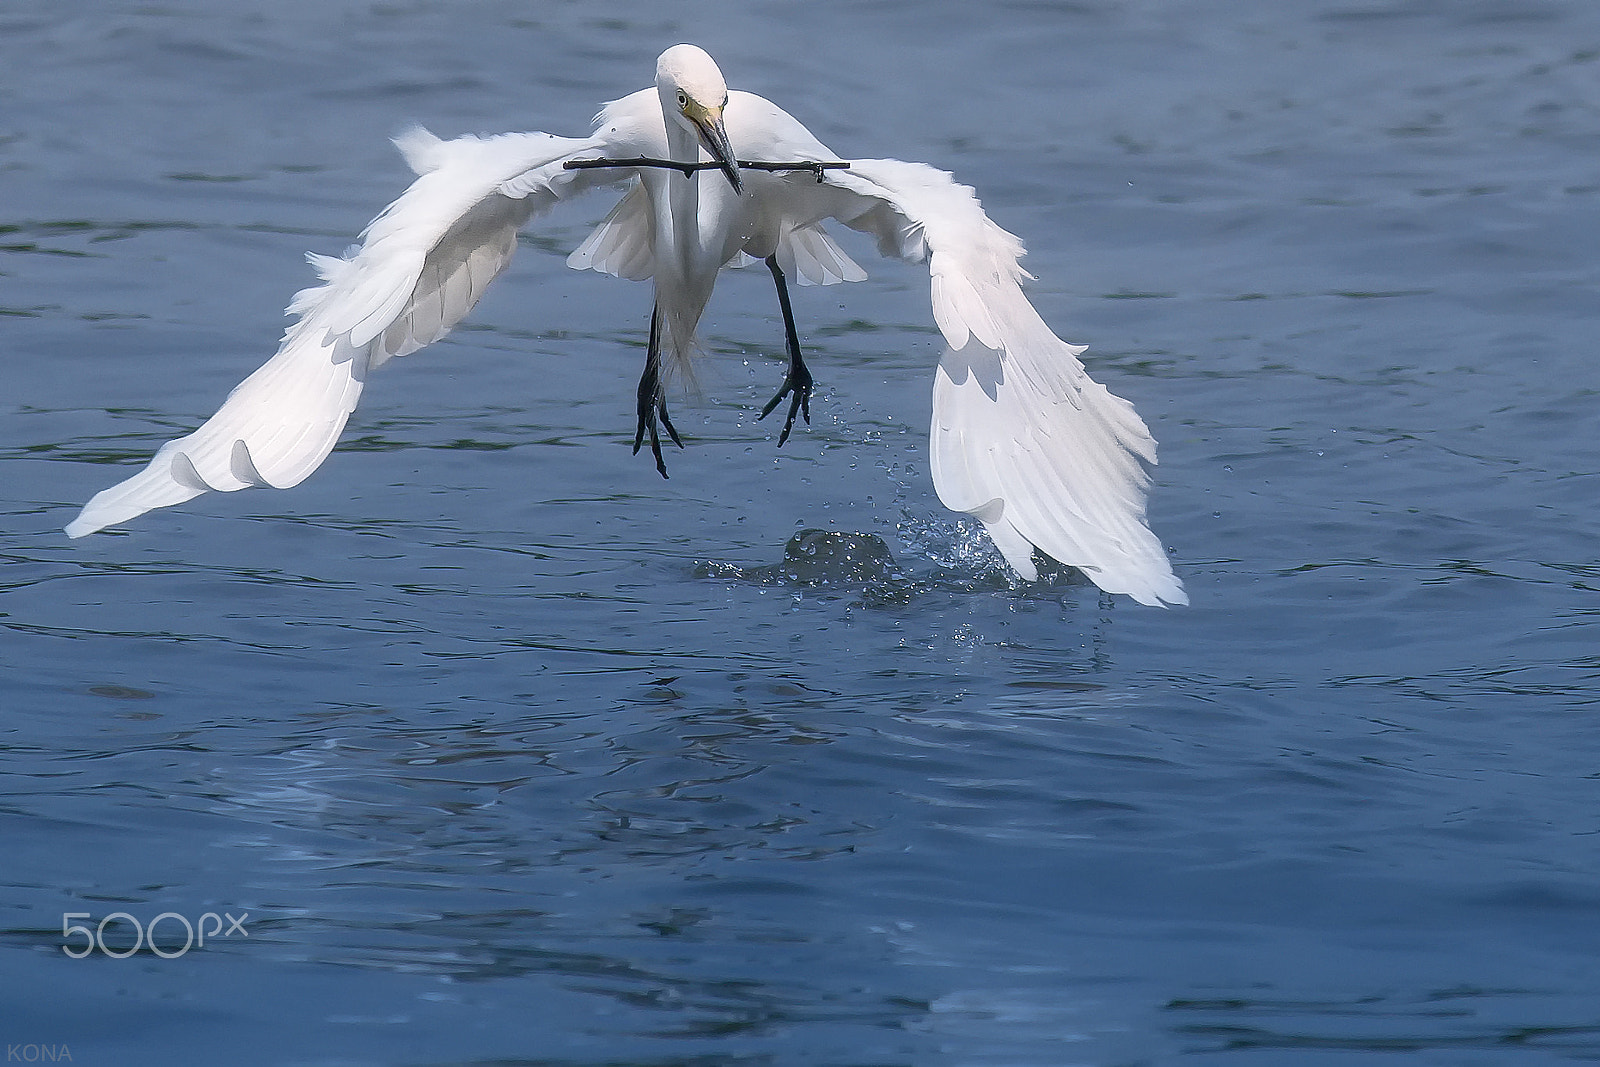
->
[67,44,1187,607]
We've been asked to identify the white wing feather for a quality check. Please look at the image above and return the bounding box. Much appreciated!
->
[567,182,656,281]
[774,225,867,287]
[810,158,1186,607]
[721,90,1181,602]
[66,127,615,538]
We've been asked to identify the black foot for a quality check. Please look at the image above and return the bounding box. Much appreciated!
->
[761,255,814,448]
[757,364,813,446]
[634,394,683,478]
[633,303,683,477]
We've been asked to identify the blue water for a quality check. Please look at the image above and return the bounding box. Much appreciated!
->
[6,1,1600,1063]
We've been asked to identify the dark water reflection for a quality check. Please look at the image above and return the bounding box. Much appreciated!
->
[6,0,1600,1064]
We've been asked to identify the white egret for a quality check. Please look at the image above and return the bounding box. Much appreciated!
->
[66,44,1187,607]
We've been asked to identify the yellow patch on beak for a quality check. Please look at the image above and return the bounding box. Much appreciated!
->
[684,98,741,194]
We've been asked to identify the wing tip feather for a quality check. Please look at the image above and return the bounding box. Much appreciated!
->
[393,126,445,175]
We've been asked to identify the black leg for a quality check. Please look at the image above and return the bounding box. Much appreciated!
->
[758,255,813,446]
[633,303,683,478]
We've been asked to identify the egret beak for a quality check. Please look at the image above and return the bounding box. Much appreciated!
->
[688,102,742,195]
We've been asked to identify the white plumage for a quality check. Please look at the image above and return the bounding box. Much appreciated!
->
[67,44,1186,608]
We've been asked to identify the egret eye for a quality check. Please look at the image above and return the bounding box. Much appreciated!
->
[676,89,688,108]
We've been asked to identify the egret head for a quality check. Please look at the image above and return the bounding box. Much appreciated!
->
[656,44,741,194]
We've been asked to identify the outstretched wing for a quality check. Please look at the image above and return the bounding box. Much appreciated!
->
[798,158,1186,607]
[66,126,627,538]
